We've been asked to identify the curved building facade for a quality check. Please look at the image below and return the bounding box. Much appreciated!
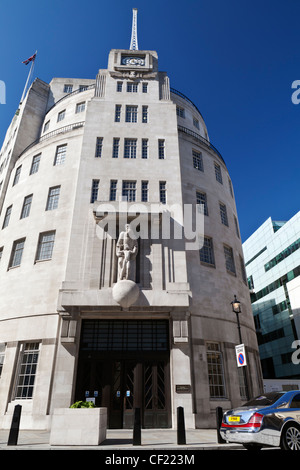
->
[0,46,263,430]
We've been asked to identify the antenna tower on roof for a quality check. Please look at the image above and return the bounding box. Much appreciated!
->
[130,8,139,50]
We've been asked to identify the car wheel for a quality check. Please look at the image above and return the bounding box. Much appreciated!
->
[281,424,300,450]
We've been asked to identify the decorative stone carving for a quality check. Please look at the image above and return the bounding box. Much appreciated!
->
[116,224,138,282]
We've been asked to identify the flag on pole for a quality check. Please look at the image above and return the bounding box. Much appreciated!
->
[22,53,36,65]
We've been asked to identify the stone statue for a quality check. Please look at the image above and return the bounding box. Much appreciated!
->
[116,224,138,282]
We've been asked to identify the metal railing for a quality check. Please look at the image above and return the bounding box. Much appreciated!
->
[18,122,85,160]
[170,87,205,121]
[178,125,226,166]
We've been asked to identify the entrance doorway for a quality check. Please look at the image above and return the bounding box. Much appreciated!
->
[75,320,171,428]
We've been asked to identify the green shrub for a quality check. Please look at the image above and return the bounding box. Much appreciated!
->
[70,400,95,408]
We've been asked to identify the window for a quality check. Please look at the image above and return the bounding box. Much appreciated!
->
[124,139,137,159]
[142,139,148,159]
[141,181,148,202]
[234,215,240,237]
[57,110,65,122]
[76,102,85,113]
[43,120,50,133]
[224,245,236,274]
[159,181,166,204]
[206,342,226,398]
[0,246,3,262]
[228,178,234,197]
[142,82,148,93]
[64,84,73,93]
[122,181,136,202]
[36,231,55,261]
[193,150,203,171]
[79,85,88,92]
[117,82,123,92]
[95,137,103,158]
[214,163,223,184]
[9,238,25,268]
[54,144,67,165]
[90,179,99,203]
[15,343,40,399]
[30,154,41,175]
[176,106,185,118]
[158,139,165,159]
[110,180,117,201]
[112,138,120,158]
[219,203,228,226]
[193,117,199,129]
[142,106,148,123]
[127,82,138,92]
[46,186,60,211]
[0,343,5,378]
[20,194,33,219]
[200,237,215,266]
[13,165,21,186]
[240,255,247,283]
[115,105,121,122]
[2,205,12,229]
[196,191,208,216]
[125,105,138,123]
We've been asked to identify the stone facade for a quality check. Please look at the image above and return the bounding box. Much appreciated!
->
[0,47,263,430]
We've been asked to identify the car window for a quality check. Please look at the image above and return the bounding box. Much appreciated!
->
[243,392,284,407]
[290,393,300,409]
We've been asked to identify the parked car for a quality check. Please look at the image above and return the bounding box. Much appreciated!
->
[220,390,300,450]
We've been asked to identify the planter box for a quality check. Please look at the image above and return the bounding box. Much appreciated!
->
[50,408,107,446]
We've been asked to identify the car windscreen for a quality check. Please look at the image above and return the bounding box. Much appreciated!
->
[242,392,285,407]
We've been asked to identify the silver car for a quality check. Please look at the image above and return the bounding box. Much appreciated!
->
[220,390,300,450]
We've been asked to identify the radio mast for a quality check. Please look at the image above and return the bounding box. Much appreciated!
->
[129,8,139,50]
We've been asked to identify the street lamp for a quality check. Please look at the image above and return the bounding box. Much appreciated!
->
[231,295,242,343]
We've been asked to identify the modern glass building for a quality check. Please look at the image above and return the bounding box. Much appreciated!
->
[243,211,300,380]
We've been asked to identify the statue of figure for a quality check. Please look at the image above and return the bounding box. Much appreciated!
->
[116,224,138,282]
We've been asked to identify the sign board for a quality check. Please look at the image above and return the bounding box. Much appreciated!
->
[235,344,247,367]
[176,384,191,394]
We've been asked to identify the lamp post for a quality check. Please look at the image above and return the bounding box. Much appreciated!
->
[231,295,249,400]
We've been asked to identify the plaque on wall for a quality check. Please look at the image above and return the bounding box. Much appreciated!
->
[176,384,191,394]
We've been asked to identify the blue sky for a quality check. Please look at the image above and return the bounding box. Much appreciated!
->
[0,0,299,241]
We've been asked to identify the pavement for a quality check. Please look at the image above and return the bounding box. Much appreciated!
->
[0,428,244,451]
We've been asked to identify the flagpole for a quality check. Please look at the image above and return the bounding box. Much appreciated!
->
[20,50,37,104]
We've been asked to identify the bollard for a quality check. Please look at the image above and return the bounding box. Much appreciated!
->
[216,406,226,443]
[7,404,22,446]
[133,407,141,445]
[177,406,186,445]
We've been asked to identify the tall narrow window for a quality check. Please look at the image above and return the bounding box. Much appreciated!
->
[124,139,137,159]
[196,191,208,216]
[43,120,50,133]
[0,247,3,263]
[142,106,148,123]
[176,106,185,118]
[219,203,228,226]
[240,255,247,283]
[117,81,123,92]
[0,343,5,378]
[57,110,65,122]
[54,144,67,166]
[115,105,121,122]
[141,139,148,159]
[112,138,120,158]
[95,137,103,158]
[214,162,223,184]
[224,245,236,275]
[142,82,148,93]
[15,343,40,399]
[159,181,166,204]
[125,105,138,123]
[234,215,240,237]
[200,237,215,266]
[90,179,99,203]
[46,186,60,211]
[193,150,203,171]
[206,343,226,398]
[30,154,41,175]
[9,238,25,268]
[158,139,165,159]
[110,180,117,201]
[2,205,12,229]
[76,102,85,113]
[20,194,33,219]
[141,181,148,202]
[122,181,136,202]
[13,165,21,186]
[36,231,56,261]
